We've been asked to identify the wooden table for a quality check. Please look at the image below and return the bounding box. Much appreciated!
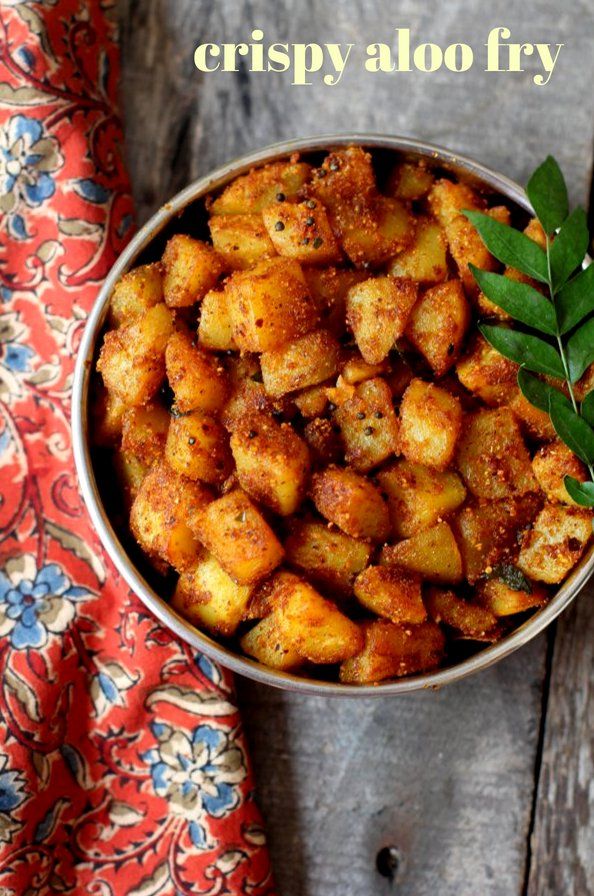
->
[119,3,594,892]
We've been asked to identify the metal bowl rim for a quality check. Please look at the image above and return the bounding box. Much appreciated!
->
[72,132,594,698]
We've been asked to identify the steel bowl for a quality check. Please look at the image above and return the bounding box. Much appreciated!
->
[72,134,594,696]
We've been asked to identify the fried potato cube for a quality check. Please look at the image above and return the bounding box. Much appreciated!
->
[387,161,434,201]
[456,333,518,406]
[293,383,330,418]
[165,411,231,484]
[284,517,372,597]
[130,461,211,572]
[221,380,273,432]
[377,460,466,538]
[231,413,310,515]
[456,408,537,499]
[226,257,318,352]
[172,555,254,637]
[532,441,588,506]
[302,266,367,337]
[518,503,592,584]
[425,588,497,638]
[97,303,173,407]
[341,196,415,267]
[474,576,548,617]
[346,276,418,365]
[193,489,284,585]
[388,217,448,284]
[334,377,400,472]
[121,403,169,466]
[91,387,126,446]
[453,495,542,583]
[311,465,390,541]
[240,615,303,671]
[339,619,445,684]
[198,288,236,351]
[354,566,426,624]
[380,521,463,584]
[165,328,228,413]
[209,213,277,271]
[210,160,311,215]
[260,329,339,397]
[109,263,163,327]
[313,146,377,207]
[114,451,149,509]
[341,354,389,385]
[406,280,470,376]
[261,572,364,664]
[302,417,343,465]
[162,235,224,307]
[262,200,341,264]
[398,379,462,470]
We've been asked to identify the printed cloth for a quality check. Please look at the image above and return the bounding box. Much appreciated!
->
[0,2,274,893]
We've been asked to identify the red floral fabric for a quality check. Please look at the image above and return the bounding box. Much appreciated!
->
[0,3,274,894]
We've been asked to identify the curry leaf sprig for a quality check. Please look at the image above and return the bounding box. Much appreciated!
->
[462,156,594,507]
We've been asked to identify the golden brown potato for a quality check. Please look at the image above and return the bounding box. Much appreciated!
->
[165,411,231,485]
[378,460,466,538]
[302,266,367,336]
[380,521,463,584]
[109,263,163,327]
[354,565,426,624]
[121,404,169,466]
[226,257,318,352]
[346,276,418,364]
[339,619,446,684]
[91,387,126,446]
[425,588,498,638]
[210,160,311,215]
[193,489,284,585]
[474,576,548,617]
[230,413,310,515]
[518,503,592,584]
[456,408,537,499]
[162,235,224,307]
[406,280,470,376]
[172,555,254,637]
[456,333,518,406]
[165,328,229,414]
[340,354,389,385]
[311,465,390,541]
[302,417,343,465]
[260,329,340,397]
[114,451,149,509]
[262,199,342,264]
[240,614,303,671]
[97,303,173,407]
[532,441,588,506]
[398,379,462,470]
[198,288,237,351]
[508,389,556,442]
[387,161,434,201]
[334,377,400,472]
[293,383,331,418]
[209,213,277,271]
[388,217,448,284]
[284,517,372,598]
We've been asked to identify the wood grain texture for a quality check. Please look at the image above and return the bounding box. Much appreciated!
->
[116,2,594,893]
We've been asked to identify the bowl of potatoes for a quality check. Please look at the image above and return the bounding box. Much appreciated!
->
[72,134,594,695]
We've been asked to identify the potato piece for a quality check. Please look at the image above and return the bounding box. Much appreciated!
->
[162,235,224,308]
[109,263,163,327]
[302,417,343,465]
[293,383,330,418]
[311,465,390,541]
[172,555,253,637]
[130,461,211,572]
[261,572,363,664]
[165,328,228,413]
[302,266,367,337]
[121,404,169,465]
[341,354,389,385]
[398,379,462,470]
[221,380,274,432]
[262,200,342,264]
[261,329,339,397]
[240,615,303,671]
[339,619,445,684]
[518,503,592,584]
[406,280,470,376]
[354,566,426,624]
[114,451,149,509]
[377,460,466,538]
[226,257,318,352]
[387,162,434,201]
[532,441,588,505]
[380,521,463,584]
[209,213,277,271]
[346,276,418,364]
[334,377,400,472]
[284,518,372,597]
[210,161,311,215]
[165,411,231,484]
[193,489,284,585]
[231,413,310,515]
[97,303,173,407]
[456,408,537,499]
[508,389,556,442]
[425,588,497,638]
[456,333,518,406]
[453,495,542,583]
[198,288,236,351]
[91,387,126,446]
[388,217,448,284]
[474,576,548,617]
